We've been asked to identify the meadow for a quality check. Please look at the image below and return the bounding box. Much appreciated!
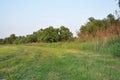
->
[0,41,120,80]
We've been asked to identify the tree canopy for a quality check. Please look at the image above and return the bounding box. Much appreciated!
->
[1,26,73,44]
[77,13,120,41]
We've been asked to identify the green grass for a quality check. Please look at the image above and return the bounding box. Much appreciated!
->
[0,42,120,80]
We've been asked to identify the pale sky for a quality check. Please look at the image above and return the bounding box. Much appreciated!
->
[0,0,118,38]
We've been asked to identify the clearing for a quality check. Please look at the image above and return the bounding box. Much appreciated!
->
[0,43,120,80]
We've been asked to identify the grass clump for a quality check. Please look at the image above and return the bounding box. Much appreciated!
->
[107,37,120,57]
[77,37,120,57]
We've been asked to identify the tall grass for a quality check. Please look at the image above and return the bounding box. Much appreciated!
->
[76,37,120,57]
[106,37,120,56]
[39,37,120,57]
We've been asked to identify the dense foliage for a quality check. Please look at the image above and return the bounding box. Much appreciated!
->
[77,14,120,41]
[0,26,73,44]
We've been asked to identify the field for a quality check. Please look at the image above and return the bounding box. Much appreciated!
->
[0,42,120,80]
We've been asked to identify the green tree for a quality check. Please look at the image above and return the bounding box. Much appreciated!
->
[88,17,95,22]
[40,26,60,42]
[3,34,16,44]
[78,17,108,40]
[0,39,4,44]
[107,14,116,25]
[26,34,37,43]
[14,36,26,44]
[34,29,44,42]
[59,26,73,41]
[80,18,107,34]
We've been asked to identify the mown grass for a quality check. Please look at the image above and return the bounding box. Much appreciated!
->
[0,41,120,80]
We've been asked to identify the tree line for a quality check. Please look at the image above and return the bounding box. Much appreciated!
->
[0,26,73,44]
[0,13,120,44]
[77,13,120,41]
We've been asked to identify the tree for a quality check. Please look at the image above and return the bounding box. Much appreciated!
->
[59,26,73,41]
[77,16,109,40]
[3,34,16,44]
[31,26,73,42]
[88,17,95,22]
[0,39,3,44]
[107,14,115,25]
[14,36,26,44]
[40,26,60,42]
[26,34,37,43]
[2,26,73,44]
[80,18,107,34]
[35,29,44,42]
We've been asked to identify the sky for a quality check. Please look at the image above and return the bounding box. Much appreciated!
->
[0,0,118,38]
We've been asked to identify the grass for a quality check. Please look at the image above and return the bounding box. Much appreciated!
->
[0,41,120,80]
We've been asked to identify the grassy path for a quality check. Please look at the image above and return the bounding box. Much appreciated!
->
[0,44,120,80]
